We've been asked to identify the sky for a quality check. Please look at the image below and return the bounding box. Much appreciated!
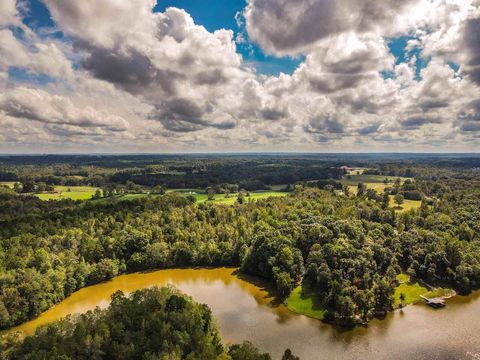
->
[0,0,479,153]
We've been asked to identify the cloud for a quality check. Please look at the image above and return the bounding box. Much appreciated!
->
[42,1,252,132]
[0,87,129,131]
[0,0,478,152]
[150,97,236,132]
[401,116,442,129]
[244,0,418,56]
[293,33,394,94]
[358,123,381,135]
[463,17,480,85]
[0,29,73,80]
[305,115,345,134]
[0,0,20,28]
[460,122,480,131]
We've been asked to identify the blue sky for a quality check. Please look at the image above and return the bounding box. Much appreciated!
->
[20,0,433,78]
[21,0,302,76]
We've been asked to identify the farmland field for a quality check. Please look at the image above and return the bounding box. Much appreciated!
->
[91,190,289,204]
[171,190,288,204]
[346,182,389,195]
[340,174,410,186]
[35,186,100,201]
[341,174,411,197]
[388,195,422,212]
[0,182,16,189]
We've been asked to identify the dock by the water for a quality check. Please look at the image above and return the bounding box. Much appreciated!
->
[420,295,446,308]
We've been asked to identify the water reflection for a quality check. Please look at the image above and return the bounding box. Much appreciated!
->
[5,268,480,360]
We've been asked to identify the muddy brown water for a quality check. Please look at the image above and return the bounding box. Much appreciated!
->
[6,268,480,359]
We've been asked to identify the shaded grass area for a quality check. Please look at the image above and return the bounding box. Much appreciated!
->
[346,183,389,196]
[394,274,454,307]
[92,190,288,205]
[285,285,327,320]
[394,274,429,307]
[0,182,16,189]
[389,196,422,213]
[340,174,409,186]
[341,174,411,196]
[170,190,288,205]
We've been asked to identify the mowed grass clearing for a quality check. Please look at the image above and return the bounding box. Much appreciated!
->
[0,182,16,189]
[341,174,408,196]
[340,174,409,186]
[94,190,289,205]
[394,274,454,308]
[286,285,326,320]
[346,183,389,195]
[340,174,422,212]
[35,186,100,201]
[389,195,422,213]
[171,190,288,205]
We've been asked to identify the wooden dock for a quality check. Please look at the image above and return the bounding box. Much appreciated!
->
[420,295,446,308]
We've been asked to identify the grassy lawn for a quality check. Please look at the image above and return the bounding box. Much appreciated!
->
[340,174,408,186]
[340,175,421,213]
[190,191,288,205]
[389,196,422,213]
[35,186,100,201]
[269,184,288,191]
[394,274,454,308]
[92,190,288,205]
[346,183,389,195]
[0,181,16,189]
[394,274,429,307]
[285,285,327,320]
[341,174,410,196]
[166,188,204,194]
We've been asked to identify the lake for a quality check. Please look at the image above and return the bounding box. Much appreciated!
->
[7,268,480,359]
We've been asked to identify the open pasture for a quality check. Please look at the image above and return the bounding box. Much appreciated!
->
[35,186,100,201]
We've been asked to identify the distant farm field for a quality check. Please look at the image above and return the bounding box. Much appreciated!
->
[346,183,389,196]
[341,174,404,195]
[35,186,100,201]
[92,190,289,205]
[340,174,409,186]
[0,182,16,189]
[389,195,422,212]
[171,190,288,205]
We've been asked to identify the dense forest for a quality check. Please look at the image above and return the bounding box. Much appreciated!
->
[0,154,480,356]
[3,153,477,191]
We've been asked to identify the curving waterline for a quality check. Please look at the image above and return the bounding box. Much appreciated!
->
[4,267,480,360]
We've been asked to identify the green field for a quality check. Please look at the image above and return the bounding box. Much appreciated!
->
[0,182,16,189]
[394,274,430,307]
[346,183,389,195]
[389,196,422,213]
[35,186,100,201]
[340,174,421,212]
[171,190,288,205]
[340,174,408,186]
[394,274,454,307]
[341,174,409,196]
[269,184,288,191]
[285,285,327,320]
[91,190,288,205]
